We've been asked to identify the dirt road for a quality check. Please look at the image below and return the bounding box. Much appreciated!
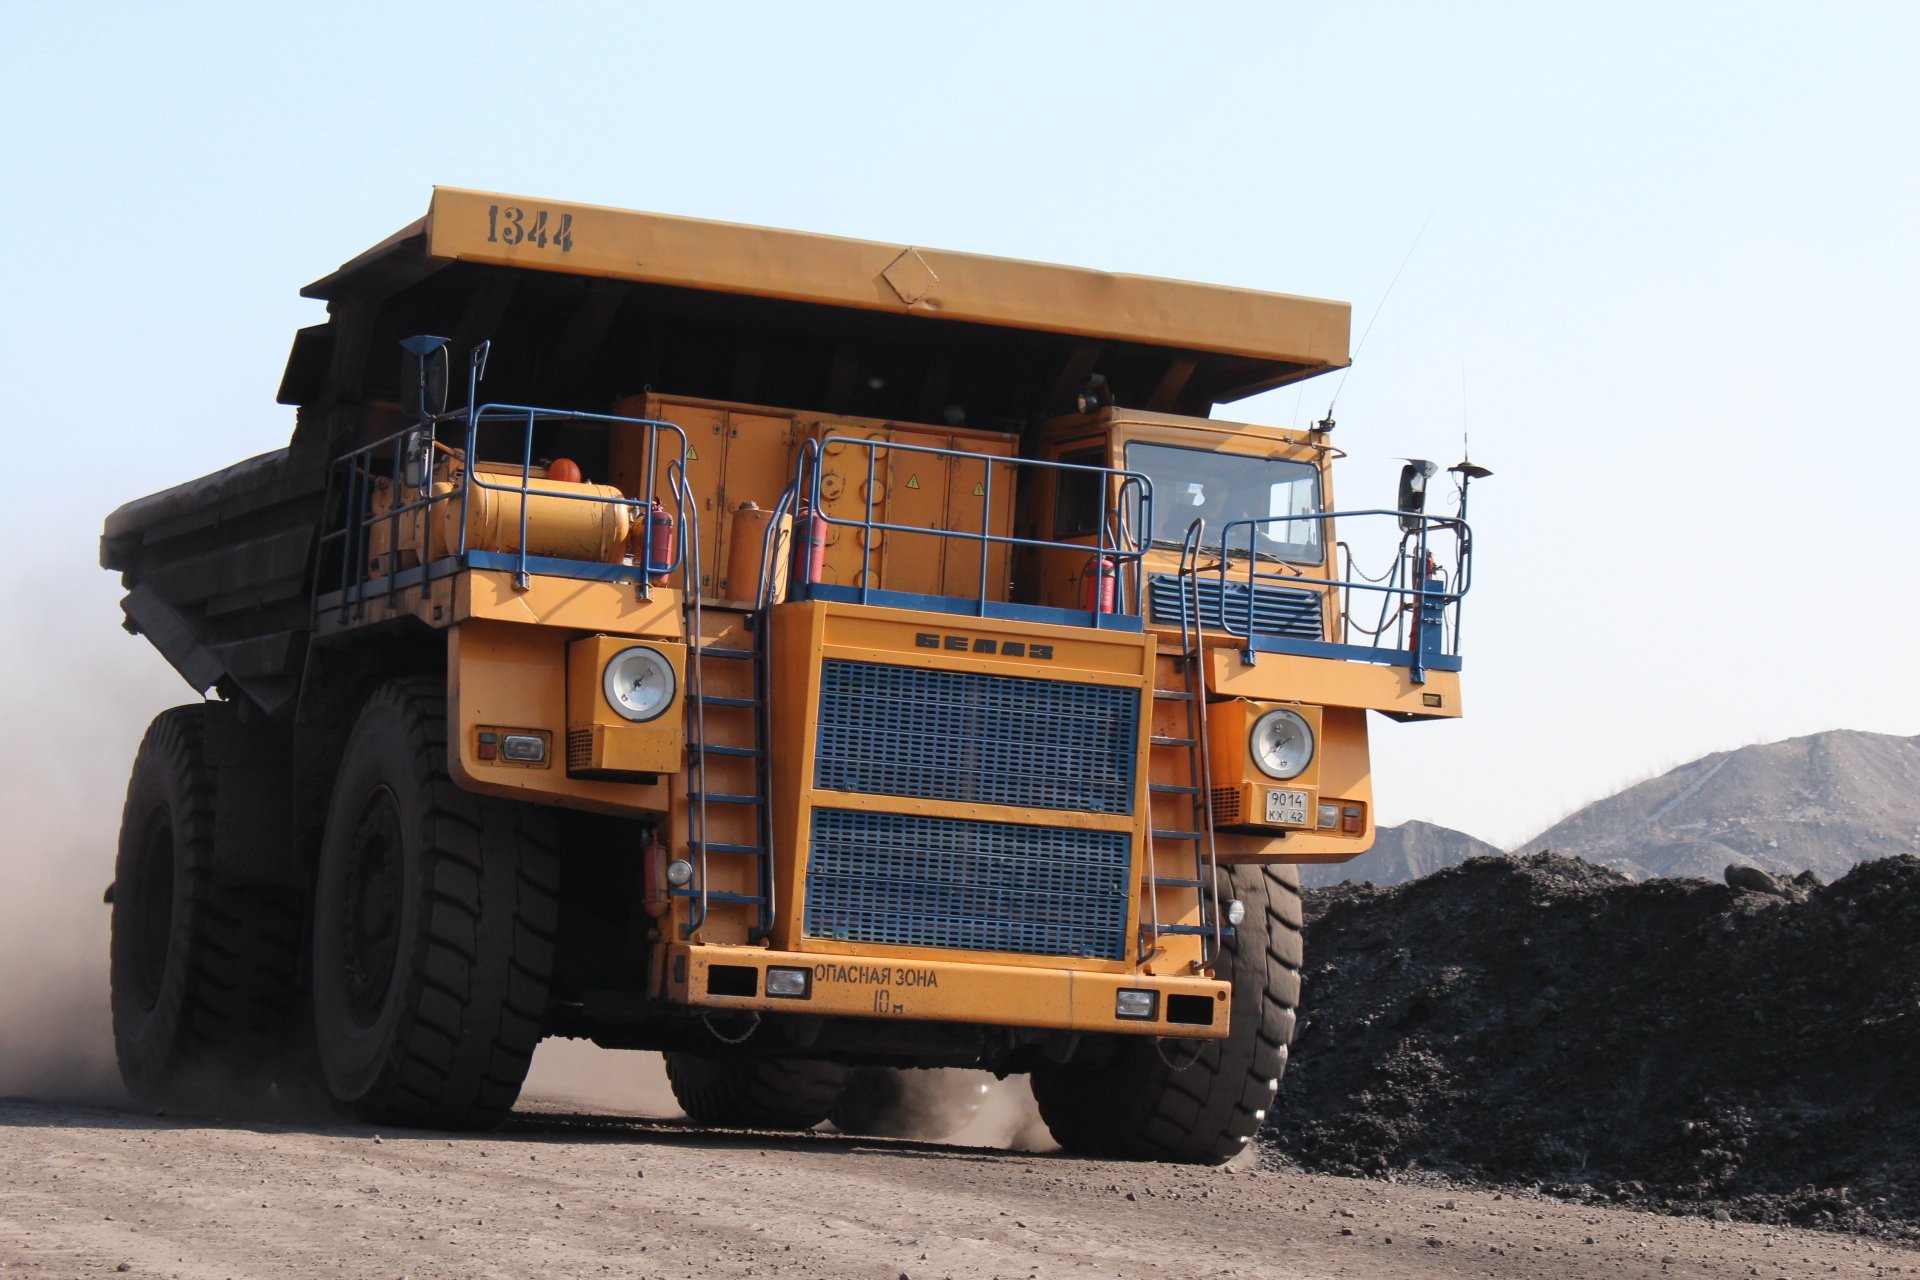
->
[4,1099,1914,1280]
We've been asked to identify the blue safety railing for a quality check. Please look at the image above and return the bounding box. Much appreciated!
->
[314,400,687,619]
[789,435,1155,629]
[1198,509,1473,684]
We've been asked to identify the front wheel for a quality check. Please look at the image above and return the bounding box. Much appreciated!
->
[310,678,559,1129]
[1031,863,1302,1164]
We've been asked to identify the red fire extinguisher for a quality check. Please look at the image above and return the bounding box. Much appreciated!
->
[1082,554,1119,614]
[645,501,676,576]
[793,500,828,585]
[641,833,669,919]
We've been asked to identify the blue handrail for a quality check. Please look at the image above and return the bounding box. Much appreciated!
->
[315,402,688,615]
[794,435,1156,623]
[1207,509,1473,682]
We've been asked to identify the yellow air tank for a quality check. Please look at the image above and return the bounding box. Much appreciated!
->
[439,468,633,563]
[725,500,790,605]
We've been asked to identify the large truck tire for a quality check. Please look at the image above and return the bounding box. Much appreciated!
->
[829,1067,991,1140]
[110,706,302,1108]
[309,678,558,1130]
[1031,863,1302,1164]
[665,1053,848,1130]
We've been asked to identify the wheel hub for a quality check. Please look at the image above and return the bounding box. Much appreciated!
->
[339,786,404,1028]
[130,808,175,1013]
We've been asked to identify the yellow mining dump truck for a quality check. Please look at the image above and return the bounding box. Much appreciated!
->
[101,189,1481,1162]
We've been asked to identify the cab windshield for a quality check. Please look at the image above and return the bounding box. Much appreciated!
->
[1125,442,1324,565]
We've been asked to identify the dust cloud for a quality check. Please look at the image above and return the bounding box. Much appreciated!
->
[522,1040,680,1116]
[0,603,168,1105]
[944,1075,1057,1152]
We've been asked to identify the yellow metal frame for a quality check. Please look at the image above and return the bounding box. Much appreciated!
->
[668,944,1231,1039]
[400,187,1350,370]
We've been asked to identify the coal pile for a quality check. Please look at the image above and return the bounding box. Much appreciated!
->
[1264,852,1920,1238]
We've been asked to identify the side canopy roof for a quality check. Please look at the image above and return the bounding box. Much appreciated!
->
[286,188,1350,422]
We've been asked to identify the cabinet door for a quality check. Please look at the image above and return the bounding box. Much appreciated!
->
[885,427,953,599]
[942,433,1016,602]
[809,425,891,589]
[716,411,795,599]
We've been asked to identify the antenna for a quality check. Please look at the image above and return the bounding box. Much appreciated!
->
[1315,207,1436,433]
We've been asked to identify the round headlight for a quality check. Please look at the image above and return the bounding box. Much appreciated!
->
[1249,708,1314,780]
[603,645,676,722]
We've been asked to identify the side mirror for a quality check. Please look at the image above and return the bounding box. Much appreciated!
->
[399,334,451,422]
[1397,459,1437,533]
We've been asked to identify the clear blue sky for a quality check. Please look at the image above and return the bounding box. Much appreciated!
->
[2,1,1914,847]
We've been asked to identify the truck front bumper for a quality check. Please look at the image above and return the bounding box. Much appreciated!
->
[668,944,1232,1039]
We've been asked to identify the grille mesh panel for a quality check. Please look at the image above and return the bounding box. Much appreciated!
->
[1149,574,1323,640]
[804,808,1130,959]
[815,660,1138,814]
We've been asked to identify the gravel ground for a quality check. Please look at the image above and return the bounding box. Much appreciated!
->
[6,1097,1919,1279]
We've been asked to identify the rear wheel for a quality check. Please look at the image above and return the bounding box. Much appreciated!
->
[1031,863,1302,1164]
[110,706,300,1108]
[310,678,558,1129]
[665,1053,848,1130]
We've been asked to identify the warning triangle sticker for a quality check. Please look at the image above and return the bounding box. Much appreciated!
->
[905,474,921,490]
[971,483,985,496]
[686,445,700,460]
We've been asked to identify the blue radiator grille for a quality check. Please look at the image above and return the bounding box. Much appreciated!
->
[804,809,1130,959]
[1149,574,1324,640]
[814,660,1139,815]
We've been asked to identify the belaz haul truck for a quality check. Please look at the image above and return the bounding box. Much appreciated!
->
[102,189,1477,1162]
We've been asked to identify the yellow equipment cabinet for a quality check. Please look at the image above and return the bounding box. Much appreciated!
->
[99,189,1483,1164]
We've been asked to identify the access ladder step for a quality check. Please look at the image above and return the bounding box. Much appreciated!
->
[702,841,768,857]
[1151,735,1197,748]
[1148,876,1203,888]
[668,889,768,905]
[1152,829,1203,841]
[696,646,757,660]
[1150,782,1201,796]
[696,694,760,708]
[690,791,764,806]
[1148,923,1235,938]
[694,743,762,758]
[1153,689,1195,702]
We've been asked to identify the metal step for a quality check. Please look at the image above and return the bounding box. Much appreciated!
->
[696,694,760,708]
[1150,734,1197,748]
[694,743,762,758]
[1148,923,1234,938]
[696,646,756,660]
[690,791,763,805]
[1153,689,1194,701]
[1150,782,1201,796]
[1148,876,1203,888]
[703,841,767,857]
[1152,828,1203,841]
[669,888,768,905]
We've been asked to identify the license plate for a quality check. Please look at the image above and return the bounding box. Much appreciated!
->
[1265,788,1309,826]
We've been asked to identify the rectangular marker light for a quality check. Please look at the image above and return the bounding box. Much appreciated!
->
[1115,989,1158,1020]
[765,967,812,999]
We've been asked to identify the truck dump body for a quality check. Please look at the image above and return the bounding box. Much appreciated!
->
[102,190,1475,1163]
[109,189,1351,709]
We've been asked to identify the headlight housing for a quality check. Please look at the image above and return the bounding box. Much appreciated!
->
[1249,707,1314,780]
[603,645,677,722]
